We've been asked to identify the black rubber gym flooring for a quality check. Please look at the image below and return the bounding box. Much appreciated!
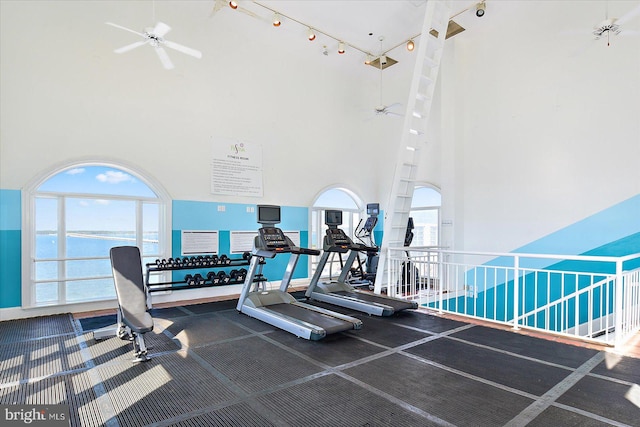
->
[1,294,639,427]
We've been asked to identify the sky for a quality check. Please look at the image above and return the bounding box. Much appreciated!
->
[36,166,159,232]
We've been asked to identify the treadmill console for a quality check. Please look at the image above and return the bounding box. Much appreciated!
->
[259,227,289,251]
[327,228,351,246]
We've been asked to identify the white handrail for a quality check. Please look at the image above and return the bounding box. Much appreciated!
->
[383,246,640,348]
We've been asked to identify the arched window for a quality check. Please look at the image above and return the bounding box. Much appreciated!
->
[23,163,169,307]
[409,185,441,247]
[310,187,363,278]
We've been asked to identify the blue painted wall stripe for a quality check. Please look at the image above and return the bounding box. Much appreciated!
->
[0,189,21,230]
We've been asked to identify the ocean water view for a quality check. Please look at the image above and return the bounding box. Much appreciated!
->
[35,232,159,304]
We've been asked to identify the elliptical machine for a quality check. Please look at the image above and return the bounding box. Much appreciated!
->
[401,217,420,294]
[351,203,380,287]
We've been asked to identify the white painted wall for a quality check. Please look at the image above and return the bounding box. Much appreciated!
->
[431,0,640,252]
[0,0,402,207]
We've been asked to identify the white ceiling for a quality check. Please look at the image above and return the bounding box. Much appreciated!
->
[212,0,484,60]
[206,0,640,72]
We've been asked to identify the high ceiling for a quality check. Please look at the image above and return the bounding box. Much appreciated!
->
[205,0,640,74]
[210,0,484,68]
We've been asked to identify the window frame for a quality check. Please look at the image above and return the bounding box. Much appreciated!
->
[21,160,171,308]
[409,184,442,248]
[310,186,364,280]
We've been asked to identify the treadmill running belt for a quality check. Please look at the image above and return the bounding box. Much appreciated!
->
[266,303,355,335]
[334,291,415,311]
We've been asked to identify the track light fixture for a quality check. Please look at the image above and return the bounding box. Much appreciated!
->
[406,39,415,51]
[338,41,345,54]
[228,1,238,9]
[307,28,316,41]
[365,54,373,65]
[272,13,281,27]
[475,1,485,17]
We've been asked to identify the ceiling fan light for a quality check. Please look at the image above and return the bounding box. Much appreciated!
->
[308,28,316,41]
[338,41,345,54]
[475,2,485,17]
[406,39,415,51]
[229,1,238,9]
[272,13,281,27]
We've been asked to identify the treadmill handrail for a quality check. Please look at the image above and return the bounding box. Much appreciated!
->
[291,246,320,256]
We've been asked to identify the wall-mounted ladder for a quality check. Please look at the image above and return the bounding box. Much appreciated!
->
[374,0,451,294]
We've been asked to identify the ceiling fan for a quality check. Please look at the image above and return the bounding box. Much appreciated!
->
[106,21,202,69]
[372,37,403,118]
[591,2,640,45]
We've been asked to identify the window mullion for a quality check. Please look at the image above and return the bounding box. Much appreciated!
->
[136,200,143,249]
[58,195,66,304]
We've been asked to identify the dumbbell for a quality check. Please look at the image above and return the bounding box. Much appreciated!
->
[221,271,231,284]
[236,268,247,282]
[184,274,196,286]
[212,270,226,285]
[155,259,162,267]
[193,273,204,285]
[207,271,217,284]
[167,258,175,267]
[242,252,252,261]
[229,269,238,280]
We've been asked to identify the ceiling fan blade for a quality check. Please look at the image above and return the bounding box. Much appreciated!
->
[105,22,146,38]
[617,4,640,26]
[155,47,175,69]
[153,22,172,38]
[163,40,203,59]
[385,111,404,117]
[620,29,640,36]
[114,40,149,54]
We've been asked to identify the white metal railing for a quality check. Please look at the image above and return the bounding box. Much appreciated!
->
[385,247,640,348]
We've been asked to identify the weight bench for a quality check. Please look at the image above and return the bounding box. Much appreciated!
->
[95,246,154,362]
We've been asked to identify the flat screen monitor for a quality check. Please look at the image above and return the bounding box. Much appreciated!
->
[257,205,281,225]
[363,217,378,232]
[325,210,343,226]
[366,203,380,216]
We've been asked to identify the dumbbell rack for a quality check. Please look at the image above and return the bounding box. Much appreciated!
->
[145,254,266,294]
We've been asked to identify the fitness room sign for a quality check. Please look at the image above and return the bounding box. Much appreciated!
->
[211,138,263,197]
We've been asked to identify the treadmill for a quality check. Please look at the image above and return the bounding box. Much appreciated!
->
[236,205,362,340]
[305,210,418,316]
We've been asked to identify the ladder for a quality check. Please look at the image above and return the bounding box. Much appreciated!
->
[374,0,451,294]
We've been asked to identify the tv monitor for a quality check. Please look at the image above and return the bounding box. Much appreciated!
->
[366,203,380,216]
[407,217,414,230]
[363,217,378,232]
[325,210,343,226]
[257,205,281,225]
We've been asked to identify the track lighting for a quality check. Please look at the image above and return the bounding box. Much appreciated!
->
[338,41,345,54]
[307,28,316,41]
[406,39,415,51]
[272,13,281,27]
[380,55,388,66]
[365,54,373,65]
[475,2,485,17]
[228,1,238,9]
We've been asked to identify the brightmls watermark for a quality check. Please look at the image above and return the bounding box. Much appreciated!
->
[1,405,69,426]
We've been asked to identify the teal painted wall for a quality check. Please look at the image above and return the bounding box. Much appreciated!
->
[171,201,311,283]
[0,190,22,308]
